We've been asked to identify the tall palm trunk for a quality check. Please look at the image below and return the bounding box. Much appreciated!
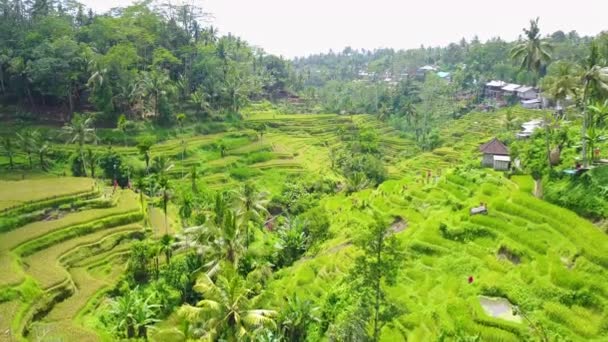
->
[373,232,384,342]
[80,146,87,177]
[581,81,590,167]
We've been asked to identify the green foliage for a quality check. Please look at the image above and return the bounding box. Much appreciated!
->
[229,166,262,180]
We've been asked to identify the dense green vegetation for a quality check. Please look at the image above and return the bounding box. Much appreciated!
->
[1,2,608,341]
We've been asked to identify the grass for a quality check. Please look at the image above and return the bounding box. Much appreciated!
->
[0,177,95,211]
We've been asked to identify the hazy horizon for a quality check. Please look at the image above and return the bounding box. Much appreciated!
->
[81,0,608,58]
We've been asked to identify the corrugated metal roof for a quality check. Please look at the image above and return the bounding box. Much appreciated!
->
[517,86,535,93]
[437,71,451,78]
[486,80,507,87]
[501,83,521,91]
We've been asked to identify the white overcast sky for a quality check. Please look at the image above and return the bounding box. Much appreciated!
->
[81,0,608,58]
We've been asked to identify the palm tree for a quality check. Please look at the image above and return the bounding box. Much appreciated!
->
[177,265,276,341]
[280,295,320,342]
[141,70,173,118]
[135,177,146,213]
[191,87,211,118]
[1,136,16,169]
[233,182,268,247]
[62,114,97,176]
[108,289,160,339]
[179,195,193,227]
[589,100,608,129]
[510,18,552,85]
[117,114,129,146]
[190,165,199,192]
[137,139,154,173]
[254,124,267,142]
[16,129,36,169]
[153,155,174,178]
[176,209,246,275]
[159,234,173,264]
[180,139,187,178]
[579,42,608,166]
[159,177,171,235]
[541,61,581,118]
[85,148,98,178]
[218,142,227,158]
[176,113,186,132]
[32,130,49,171]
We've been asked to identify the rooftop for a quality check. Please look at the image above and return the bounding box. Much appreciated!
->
[517,86,535,93]
[486,80,507,88]
[420,65,437,71]
[479,138,509,155]
[437,71,451,78]
[501,83,521,92]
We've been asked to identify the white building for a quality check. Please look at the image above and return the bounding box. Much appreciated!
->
[501,83,521,96]
[516,86,538,100]
[517,119,543,138]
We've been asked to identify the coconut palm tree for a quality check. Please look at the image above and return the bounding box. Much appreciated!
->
[280,295,320,342]
[589,100,608,129]
[152,155,174,178]
[140,70,174,118]
[159,177,171,235]
[179,194,193,227]
[159,234,174,265]
[108,289,160,339]
[579,43,608,166]
[16,129,36,169]
[177,265,276,341]
[541,61,581,118]
[233,182,268,247]
[218,142,227,158]
[510,18,553,85]
[137,139,154,173]
[62,114,97,176]
[31,130,49,171]
[175,209,246,275]
[254,124,266,142]
[117,114,129,146]
[1,136,16,169]
[85,148,98,178]
[190,164,199,192]
[135,177,146,213]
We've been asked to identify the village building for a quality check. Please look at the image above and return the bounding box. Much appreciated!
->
[484,80,507,98]
[479,138,510,171]
[501,83,521,97]
[437,71,451,81]
[516,86,538,100]
[516,119,543,138]
[416,65,438,78]
[521,98,542,109]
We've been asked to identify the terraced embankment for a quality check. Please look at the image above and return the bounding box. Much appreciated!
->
[0,179,143,341]
[259,109,608,341]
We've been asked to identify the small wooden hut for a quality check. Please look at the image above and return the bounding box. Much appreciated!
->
[480,138,510,171]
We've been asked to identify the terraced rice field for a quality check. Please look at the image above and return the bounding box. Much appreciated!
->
[2,108,607,340]
[0,180,143,341]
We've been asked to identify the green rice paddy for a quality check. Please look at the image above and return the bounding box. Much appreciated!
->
[1,107,607,341]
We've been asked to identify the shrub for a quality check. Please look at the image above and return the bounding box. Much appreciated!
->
[299,206,331,244]
[194,122,228,135]
[229,166,261,180]
[99,149,131,186]
[70,153,86,177]
[244,151,274,164]
[439,222,495,242]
